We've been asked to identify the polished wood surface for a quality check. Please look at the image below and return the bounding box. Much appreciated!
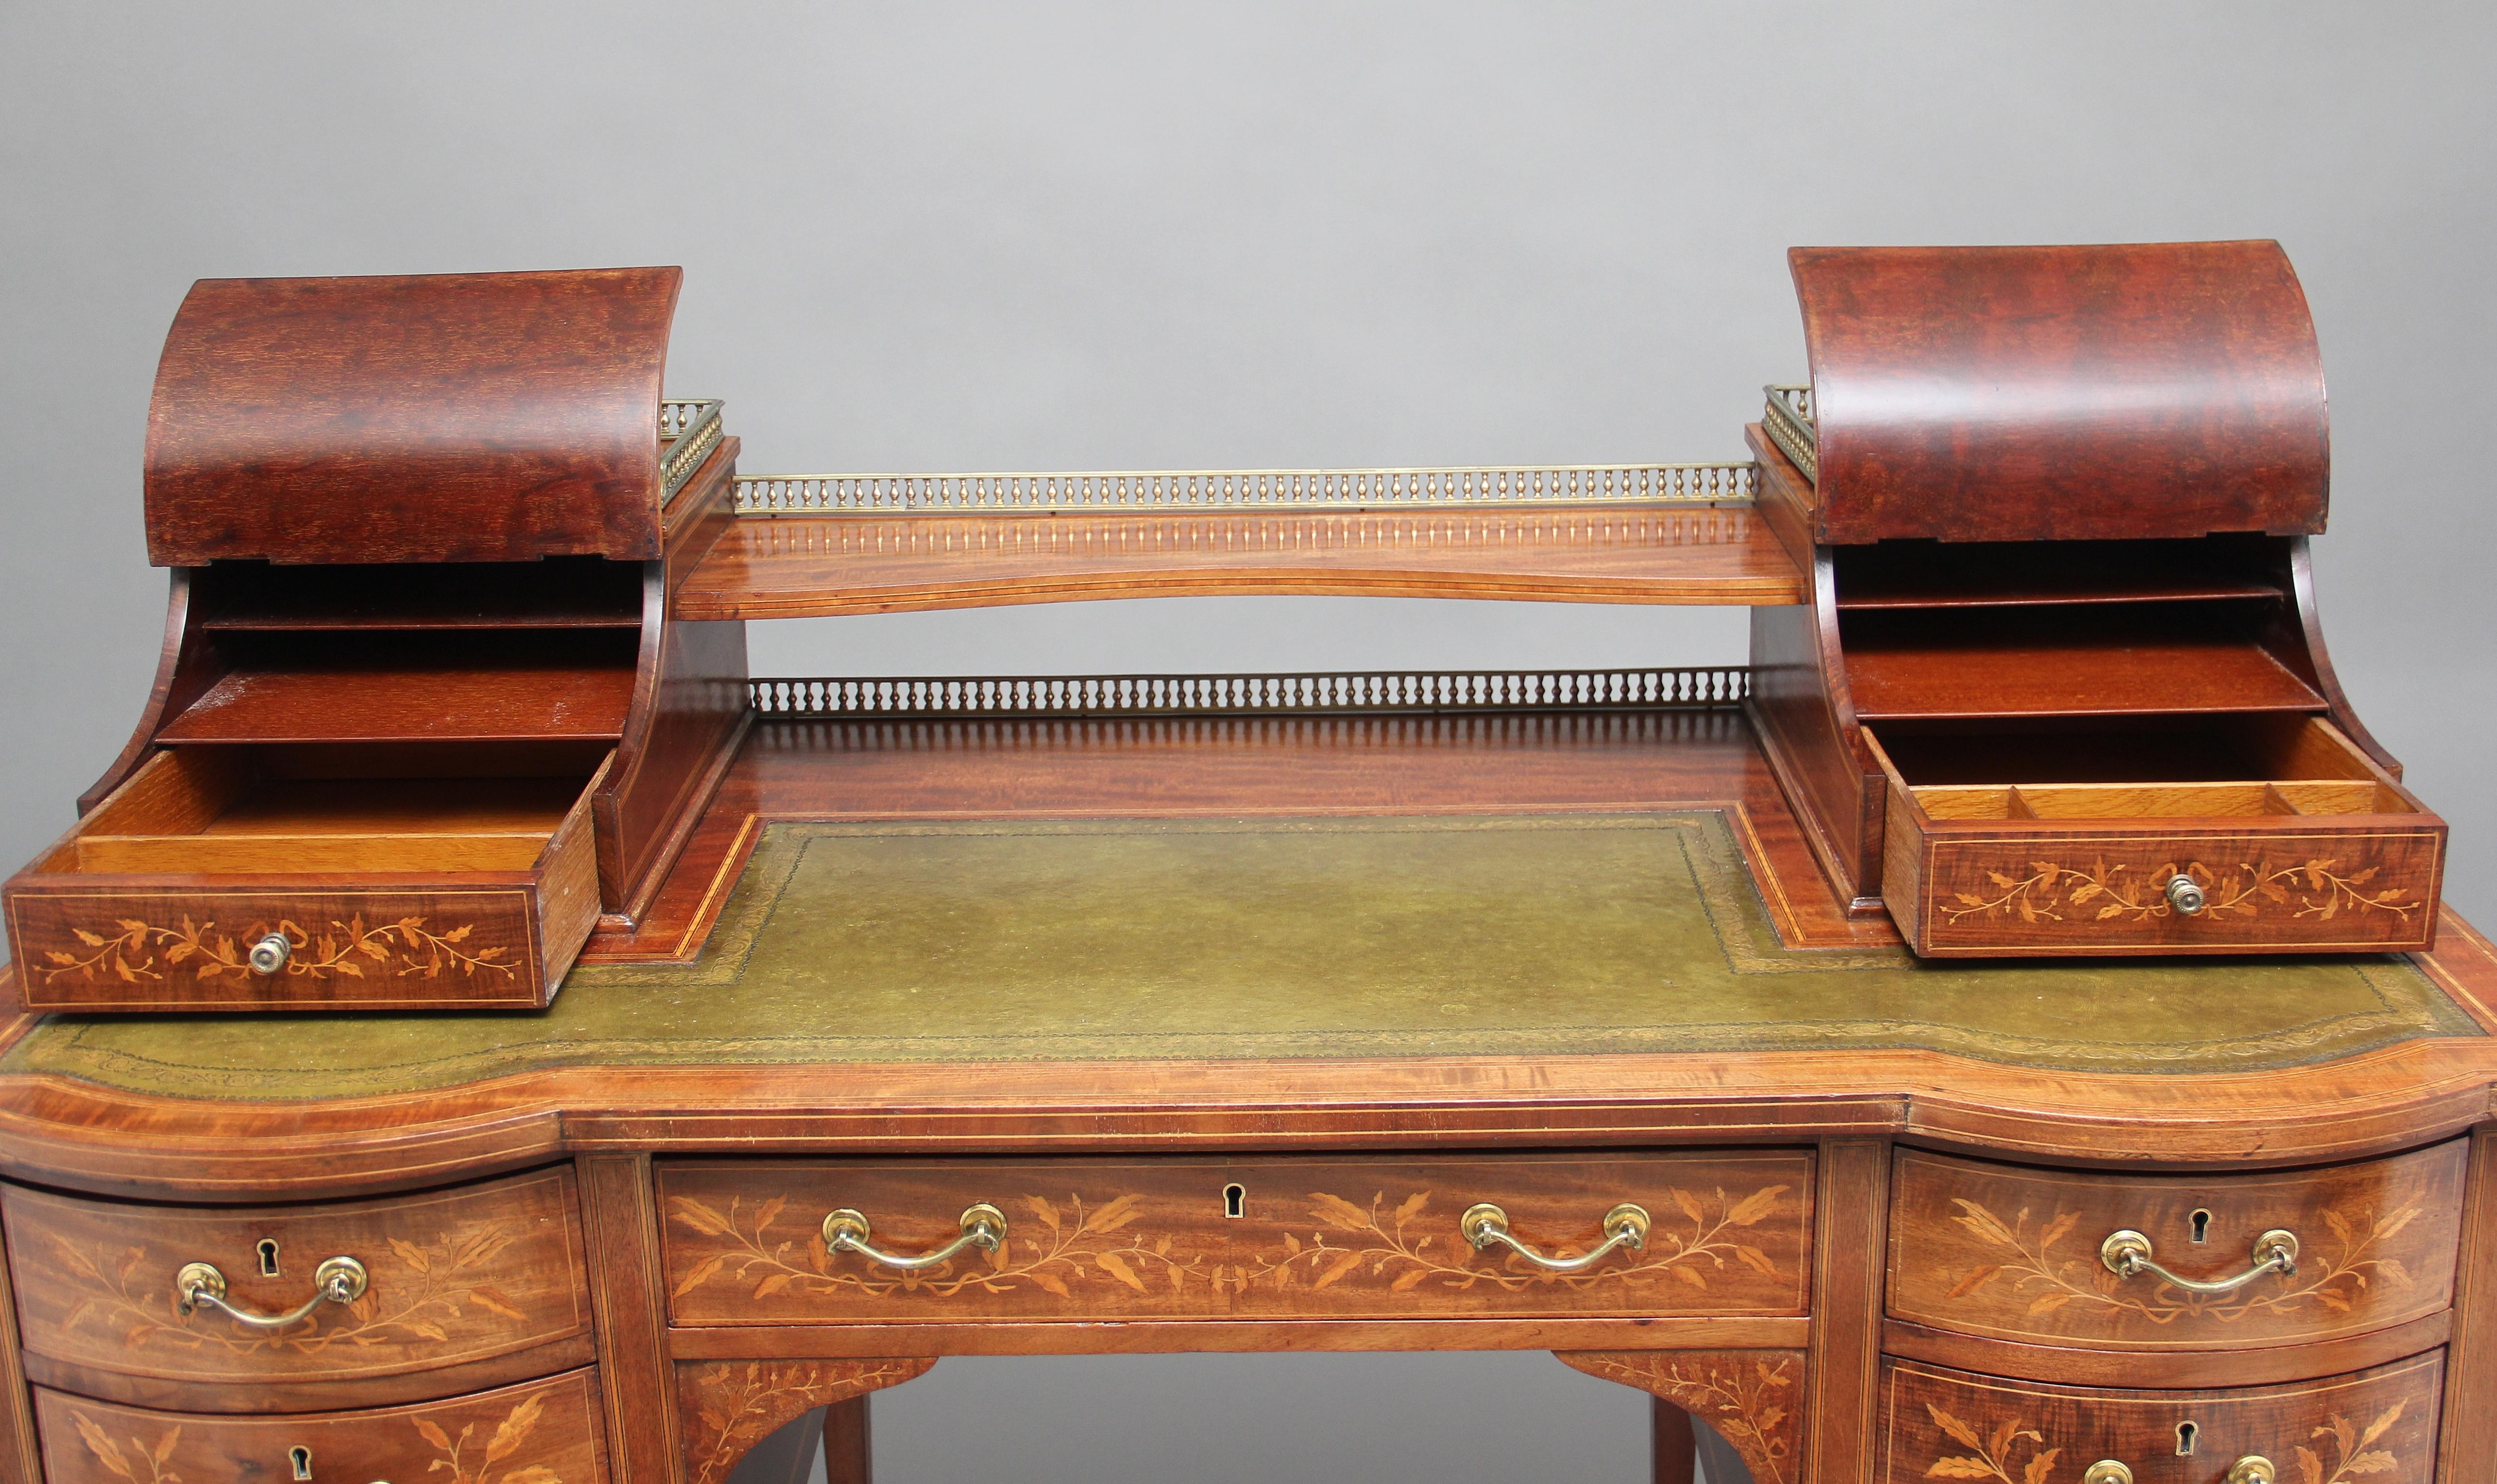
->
[1878,1352,2443,1484]
[660,1153,1811,1328]
[1887,1143,2466,1352]
[34,1366,608,1484]
[3,1167,590,1412]
[145,268,680,565]
[1792,240,2329,544]
[671,505,1806,618]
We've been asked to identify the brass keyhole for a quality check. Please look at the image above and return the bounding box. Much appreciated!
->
[290,1445,314,1480]
[258,1238,282,1277]
[2191,1209,2212,1244]
[2178,1420,2199,1456]
[1222,1184,1246,1218]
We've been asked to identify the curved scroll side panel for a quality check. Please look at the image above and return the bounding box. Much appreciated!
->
[1556,1349,1806,1484]
[1792,241,2328,545]
[145,267,681,566]
[676,1356,936,1484]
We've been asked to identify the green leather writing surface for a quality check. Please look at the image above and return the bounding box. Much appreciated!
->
[6,812,2477,1100]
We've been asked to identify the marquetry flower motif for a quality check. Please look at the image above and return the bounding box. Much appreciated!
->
[1940,1197,2418,1325]
[2297,1400,2406,1484]
[38,913,514,983]
[682,1360,932,1484]
[667,1192,1212,1301]
[52,1220,528,1354]
[1939,858,2418,927]
[1236,1184,1790,1295]
[413,1390,563,1484]
[1565,1353,1796,1484]
[1922,1403,2059,1484]
[69,1415,183,1484]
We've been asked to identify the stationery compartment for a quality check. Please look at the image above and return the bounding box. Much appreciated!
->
[1864,714,2445,955]
[4,741,610,1010]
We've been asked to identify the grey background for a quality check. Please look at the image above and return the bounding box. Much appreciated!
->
[3,4,2492,1480]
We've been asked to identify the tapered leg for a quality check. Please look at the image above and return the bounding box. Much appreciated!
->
[823,1395,872,1484]
[1653,1397,1697,1484]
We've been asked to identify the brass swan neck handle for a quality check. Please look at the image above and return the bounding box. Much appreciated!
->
[1460,1201,1649,1273]
[175,1255,368,1329]
[2099,1227,2298,1295]
[822,1202,1008,1271]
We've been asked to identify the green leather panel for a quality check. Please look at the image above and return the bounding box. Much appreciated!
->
[5,812,2477,1100]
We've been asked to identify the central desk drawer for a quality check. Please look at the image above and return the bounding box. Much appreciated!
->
[659,1152,1814,1325]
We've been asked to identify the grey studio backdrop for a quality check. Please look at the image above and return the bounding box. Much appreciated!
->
[4,5,2494,1483]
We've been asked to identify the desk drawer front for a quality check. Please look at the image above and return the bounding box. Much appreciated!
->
[1879,1354,2443,1484]
[8,883,555,1012]
[3,1168,590,1398]
[1887,1143,2466,1352]
[660,1151,1813,1325]
[34,1366,606,1484]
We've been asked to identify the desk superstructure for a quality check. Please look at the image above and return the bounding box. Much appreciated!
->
[1,244,2493,1484]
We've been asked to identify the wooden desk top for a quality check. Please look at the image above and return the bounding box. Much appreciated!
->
[4,709,2495,1200]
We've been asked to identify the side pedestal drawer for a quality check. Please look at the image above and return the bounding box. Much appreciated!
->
[1887,1142,2467,1353]
[660,1151,1814,1325]
[1880,1353,2443,1484]
[1,1167,593,1411]
[33,1366,608,1484]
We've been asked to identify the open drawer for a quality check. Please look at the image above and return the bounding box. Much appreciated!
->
[5,745,609,1011]
[1866,715,2445,956]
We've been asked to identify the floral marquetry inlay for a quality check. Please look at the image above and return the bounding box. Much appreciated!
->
[677,1358,936,1484]
[1558,1350,1802,1484]
[37,913,515,984]
[1939,857,2420,928]
[1939,1195,2420,1326]
[1240,1184,1790,1296]
[49,1217,531,1356]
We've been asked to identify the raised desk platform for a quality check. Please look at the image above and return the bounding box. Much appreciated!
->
[6,708,2496,1484]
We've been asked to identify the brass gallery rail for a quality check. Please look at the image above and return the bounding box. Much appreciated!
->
[747,667,1754,718]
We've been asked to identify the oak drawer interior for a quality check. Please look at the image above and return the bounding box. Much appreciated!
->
[37,743,612,878]
[1867,714,2427,824]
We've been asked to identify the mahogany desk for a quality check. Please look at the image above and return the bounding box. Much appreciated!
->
[3,698,2494,1484]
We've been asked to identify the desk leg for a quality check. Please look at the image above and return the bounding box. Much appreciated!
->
[582,1153,685,1484]
[1804,1139,1888,1484]
[1652,1398,1696,1484]
[823,1396,872,1484]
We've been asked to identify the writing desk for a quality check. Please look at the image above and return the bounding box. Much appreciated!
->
[5,701,2494,1483]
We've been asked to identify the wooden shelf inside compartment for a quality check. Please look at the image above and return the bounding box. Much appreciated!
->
[1832,537,2284,610]
[157,632,638,745]
[193,559,643,632]
[1841,602,2324,721]
[669,505,1807,620]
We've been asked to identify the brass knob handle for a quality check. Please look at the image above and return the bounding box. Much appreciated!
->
[248,933,292,974]
[2083,1464,2133,1484]
[822,1202,1006,1271]
[2227,1457,2277,1484]
[175,1255,367,1329]
[2165,874,2209,916]
[1460,1201,1648,1273]
[2100,1227,2298,1295]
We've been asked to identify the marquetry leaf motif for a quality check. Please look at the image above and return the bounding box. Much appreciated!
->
[678,1359,935,1484]
[1557,1351,1799,1484]
[59,1217,531,1360]
[1933,1194,2422,1328]
[1242,1182,1796,1297]
[1938,854,2419,929]
[1915,1402,2053,1484]
[668,1190,1215,1301]
[36,914,517,984]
